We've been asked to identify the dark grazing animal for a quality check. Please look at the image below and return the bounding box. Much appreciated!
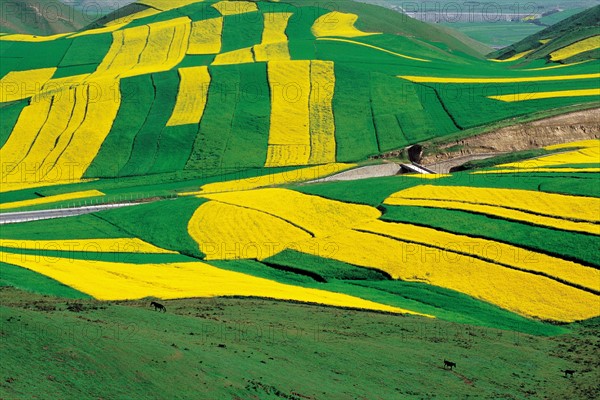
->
[443,360,456,370]
[150,301,166,312]
[562,369,575,378]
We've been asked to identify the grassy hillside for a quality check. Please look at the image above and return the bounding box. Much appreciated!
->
[2,288,598,399]
[490,5,600,63]
[0,0,87,35]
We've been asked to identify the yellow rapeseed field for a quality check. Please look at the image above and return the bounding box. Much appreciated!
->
[384,198,599,235]
[489,88,600,102]
[0,251,419,314]
[398,72,600,84]
[254,12,292,61]
[312,12,378,37]
[167,66,211,126]
[0,97,53,192]
[550,35,600,61]
[188,17,223,54]
[1,79,120,192]
[0,67,57,102]
[387,185,600,223]
[212,1,258,16]
[261,12,292,43]
[308,60,336,164]
[184,163,355,194]
[0,33,70,42]
[0,190,104,210]
[490,50,533,62]
[201,188,381,237]
[121,17,191,78]
[265,60,312,166]
[0,238,175,254]
[212,47,255,65]
[42,78,121,183]
[298,230,600,322]
[498,139,599,169]
[188,201,311,260]
[359,220,600,293]
[95,25,149,78]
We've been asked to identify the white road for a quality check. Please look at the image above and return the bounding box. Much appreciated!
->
[0,203,139,225]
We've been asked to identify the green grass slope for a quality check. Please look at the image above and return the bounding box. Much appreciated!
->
[1,288,598,399]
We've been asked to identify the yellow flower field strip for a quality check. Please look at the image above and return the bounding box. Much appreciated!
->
[499,141,600,169]
[265,60,312,167]
[188,17,223,54]
[104,8,161,26]
[545,139,599,151]
[167,66,211,126]
[0,79,121,192]
[522,60,590,71]
[261,12,292,44]
[0,190,104,210]
[34,74,91,99]
[359,220,600,293]
[0,251,421,315]
[188,201,311,260]
[384,198,599,235]
[94,25,149,78]
[33,85,88,181]
[398,72,600,84]
[253,13,293,62]
[0,67,57,102]
[0,97,52,192]
[0,33,70,42]
[403,174,451,179]
[212,1,258,16]
[489,50,533,62]
[212,47,255,65]
[0,238,175,254]
[312,12,380,38]
[44,78,121,182]
[297,230,600,322]
[489,88,600,102]
[386,185,600,223]
[10,86,80,180]
[121,17,191,78]
[136,0,203,11]
[550,35,600,61]
[254,42,291,62]
[316,38,430,62]
[69,23,128,38]
[308,60,336,164]
[182,163,356,195]
[201,188,381,237]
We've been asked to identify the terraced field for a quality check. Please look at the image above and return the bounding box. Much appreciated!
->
[0,0,598,194]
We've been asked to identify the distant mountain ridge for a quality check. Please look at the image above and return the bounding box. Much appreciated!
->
[0,0,87,35]
[490,5,600,63]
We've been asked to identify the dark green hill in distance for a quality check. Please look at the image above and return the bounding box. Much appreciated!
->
[490,5,600,64]
[0,0,87,34]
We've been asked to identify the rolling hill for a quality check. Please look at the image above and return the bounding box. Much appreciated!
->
[490,5,600,63]
[0,2,599,397]
[0,0,87,35]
